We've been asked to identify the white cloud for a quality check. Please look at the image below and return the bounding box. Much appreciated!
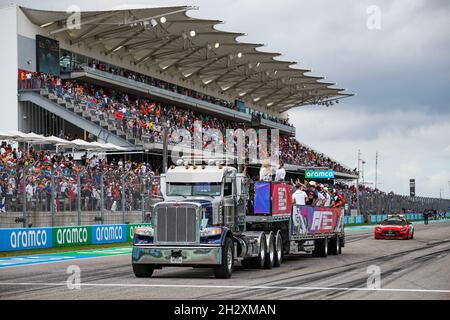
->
[289,106,450,197]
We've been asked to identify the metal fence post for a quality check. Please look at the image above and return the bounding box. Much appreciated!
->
[100,171,105,225]
[141,174,146,223]
[121,170,131,224]
[77,169,86,226]
[22,166,30,228]
[51,169,56,227]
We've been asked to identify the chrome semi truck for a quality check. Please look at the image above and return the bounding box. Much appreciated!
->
[132,162,345,278]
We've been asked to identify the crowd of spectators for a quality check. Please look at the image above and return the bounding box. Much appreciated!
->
[84,61,293,127]
[18,70,356,175]
[0,141,160,213]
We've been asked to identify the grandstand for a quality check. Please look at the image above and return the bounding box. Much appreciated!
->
[1,5,448,228]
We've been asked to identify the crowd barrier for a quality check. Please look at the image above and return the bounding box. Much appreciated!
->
[0,223,150,252]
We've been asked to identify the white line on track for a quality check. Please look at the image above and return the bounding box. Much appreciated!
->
[0,282,449,294]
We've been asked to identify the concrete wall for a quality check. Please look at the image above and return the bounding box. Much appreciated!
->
[0,4,19,132]
[18,35,36,72]
[0,211,146,228]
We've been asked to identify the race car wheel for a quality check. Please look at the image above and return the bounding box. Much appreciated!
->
[264,233,275,269]
[410,230,414,240]
[328,237,339,255]
[273,232,283,268]
[214,237,234,279]
[132,264,154,278]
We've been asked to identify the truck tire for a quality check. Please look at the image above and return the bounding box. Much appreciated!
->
[132,264,154,278]
[264,233,275,269]
[214,237,234,279]
[241,233,267,269]
[338,237,343,254]
[273,232,283,268]
[256,233,267,268]
[328,236,339,255]
[312,238,328,257]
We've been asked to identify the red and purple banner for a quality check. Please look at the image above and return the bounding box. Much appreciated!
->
[272,184,292,215]
[293,206,344,235]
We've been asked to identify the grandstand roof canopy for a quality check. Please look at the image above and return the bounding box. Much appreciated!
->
[22,6,352,113]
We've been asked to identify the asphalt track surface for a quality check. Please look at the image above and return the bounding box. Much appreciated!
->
[1,221,450,300]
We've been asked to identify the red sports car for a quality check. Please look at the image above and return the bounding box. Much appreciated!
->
[374,216,414,240]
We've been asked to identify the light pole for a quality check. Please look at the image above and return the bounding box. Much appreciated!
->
[356,150,361,216]
[448,181,450,197]
[361,160,366,187]
[375,151,378,190]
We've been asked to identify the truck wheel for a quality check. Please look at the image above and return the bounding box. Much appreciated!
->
[338,237,343,254]
[264,233,275,269]
[132,264,154,278]
[241,233,267,269]
[256,233,267,268]
[312,238,328,258]
[328,237,339,255]
[273,232,283,268]
[214,237,234,279]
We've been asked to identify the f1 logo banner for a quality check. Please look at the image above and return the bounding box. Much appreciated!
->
[0,227,53,251]
[299,206,343,234]
[271,183,292,214]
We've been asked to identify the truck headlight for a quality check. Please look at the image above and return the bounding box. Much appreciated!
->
[401,228,407,232]
[135,226,154,237]
[200,227,222,238]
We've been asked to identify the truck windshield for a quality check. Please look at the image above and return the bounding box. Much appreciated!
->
[167,183,222,197]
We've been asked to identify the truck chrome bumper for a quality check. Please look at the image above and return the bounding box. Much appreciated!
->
[132,245,222,266]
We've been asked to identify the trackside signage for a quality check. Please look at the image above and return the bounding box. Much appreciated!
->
[92,224,126,244]
[305,170,335,179]
[52,226,91,247]
[0,227,53,251]
[126,224,152,242]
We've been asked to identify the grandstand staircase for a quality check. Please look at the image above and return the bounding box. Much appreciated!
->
[18,89,139,149]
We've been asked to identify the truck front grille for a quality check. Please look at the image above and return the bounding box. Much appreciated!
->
[155,205,198,244]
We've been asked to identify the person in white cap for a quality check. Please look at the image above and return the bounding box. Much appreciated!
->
[306,181,319,206]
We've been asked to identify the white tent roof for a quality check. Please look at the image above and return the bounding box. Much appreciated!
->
[21,6,352,113]
[1,130,124,151]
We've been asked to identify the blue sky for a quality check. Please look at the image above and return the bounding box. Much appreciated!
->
[2,0,449,198]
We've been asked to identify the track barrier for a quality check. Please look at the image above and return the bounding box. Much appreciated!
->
[0,223,150,252]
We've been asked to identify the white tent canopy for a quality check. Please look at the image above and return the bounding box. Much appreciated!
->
[1,130,125,152]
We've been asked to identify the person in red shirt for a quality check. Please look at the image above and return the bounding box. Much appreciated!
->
[330,188,345,208]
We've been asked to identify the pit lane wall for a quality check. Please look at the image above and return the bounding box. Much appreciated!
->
[0,223,151,252]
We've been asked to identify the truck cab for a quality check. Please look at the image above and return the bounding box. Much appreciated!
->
[132,161,258,279]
